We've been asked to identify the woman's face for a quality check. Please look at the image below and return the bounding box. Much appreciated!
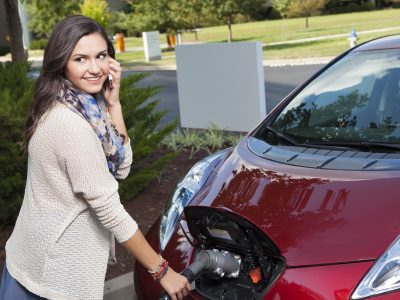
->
[65,32,110,94]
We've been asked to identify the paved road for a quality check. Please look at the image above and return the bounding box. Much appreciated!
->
[125,64,325,128]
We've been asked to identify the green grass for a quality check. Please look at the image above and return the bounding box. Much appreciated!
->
[188,8,400,44]
[115,50,145,62]
[123,36,148,49]
[263,28,400,59]
[25,9,400,66]
[121,9,400,46]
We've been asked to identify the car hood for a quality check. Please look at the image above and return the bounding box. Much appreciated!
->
[190,140,400,267]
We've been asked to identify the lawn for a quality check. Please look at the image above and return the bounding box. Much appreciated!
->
[185,8,400,44]
[123,8,400,47]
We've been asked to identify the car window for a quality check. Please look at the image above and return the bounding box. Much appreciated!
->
[270,49,400,144]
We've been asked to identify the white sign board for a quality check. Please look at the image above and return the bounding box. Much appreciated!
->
[142,31,161,62]
[176,42,266,132]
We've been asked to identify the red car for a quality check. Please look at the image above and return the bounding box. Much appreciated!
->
[135,35,400,300]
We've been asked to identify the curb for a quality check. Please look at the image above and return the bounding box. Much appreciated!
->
[264,56,334,67]
[104,271,137,300]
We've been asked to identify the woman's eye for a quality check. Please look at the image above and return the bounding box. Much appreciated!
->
[75,57,86,63]
[98,54,107,59]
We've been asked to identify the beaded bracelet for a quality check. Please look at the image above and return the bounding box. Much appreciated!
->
[148,255,169,281]
[154,260,169,281]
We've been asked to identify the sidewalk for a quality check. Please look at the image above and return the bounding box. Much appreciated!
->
[104,271,137,300]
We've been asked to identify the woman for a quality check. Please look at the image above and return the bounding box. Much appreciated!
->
[0,15,191,300]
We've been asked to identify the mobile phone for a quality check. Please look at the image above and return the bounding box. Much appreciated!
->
[108,74,113,89]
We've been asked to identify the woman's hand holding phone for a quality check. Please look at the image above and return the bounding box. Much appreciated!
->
[104,57,121,107]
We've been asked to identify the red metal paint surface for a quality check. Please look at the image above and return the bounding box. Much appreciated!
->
[262,262,400,300]
[190,140,400,267]
[135,223,400,300]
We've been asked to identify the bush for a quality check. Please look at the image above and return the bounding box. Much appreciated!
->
[118,73,177,201]
[326,2,377,14]
[163,125,244,159]
[29,38,48,50]
[0,62,33,228]
[0,68,176,226]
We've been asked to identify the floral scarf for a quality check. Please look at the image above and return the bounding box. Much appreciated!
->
[58,83,125,177]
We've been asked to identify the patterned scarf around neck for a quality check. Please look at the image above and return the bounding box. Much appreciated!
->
[59,83,125,177]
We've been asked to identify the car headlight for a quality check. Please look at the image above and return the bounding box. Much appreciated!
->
[159,149,230,251]
[352,236,400,299]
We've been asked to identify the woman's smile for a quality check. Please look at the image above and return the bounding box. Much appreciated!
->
[83,75,103,84]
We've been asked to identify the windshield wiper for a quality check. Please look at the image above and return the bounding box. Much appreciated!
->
[304,141,400,152]
[265,125,299,146]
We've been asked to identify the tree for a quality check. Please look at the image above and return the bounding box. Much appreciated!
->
[25,0,81,38]
[272,0,293,19]
[170,0,206,40]
[109,11,137,36]
[287,0,326,28]
[79,0,110,30]
[4,0,26,62]
[206,0,264,43]
[127,0,178,33]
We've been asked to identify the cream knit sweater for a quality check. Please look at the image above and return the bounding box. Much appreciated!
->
[5,103,138,300]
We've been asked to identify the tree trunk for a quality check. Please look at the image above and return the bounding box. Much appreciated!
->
[305,16,309,29]
[227,15,232,43]
[5,0,26,62]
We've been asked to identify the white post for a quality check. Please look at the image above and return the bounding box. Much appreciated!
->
[142,31,162,62]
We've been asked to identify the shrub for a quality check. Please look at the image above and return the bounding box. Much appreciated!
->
[326,2,376,14]
[0,62,33,228]
[29,38,48,50]
[118,73,178,201]
[163,125,244,159]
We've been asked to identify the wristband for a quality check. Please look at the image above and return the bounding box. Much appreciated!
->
[148,255,169,281]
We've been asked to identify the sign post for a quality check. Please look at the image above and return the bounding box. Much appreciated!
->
[142,31,162,62]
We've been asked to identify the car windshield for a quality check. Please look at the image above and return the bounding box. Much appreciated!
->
[269,48,400,145]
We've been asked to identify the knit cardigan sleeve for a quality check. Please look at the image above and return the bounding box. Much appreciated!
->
[114,140,133,180]
[57,113,138,243]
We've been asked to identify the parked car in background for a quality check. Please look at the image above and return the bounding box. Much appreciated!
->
[135,35,400,299]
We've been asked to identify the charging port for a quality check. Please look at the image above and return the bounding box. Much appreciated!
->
[185,206,285,300]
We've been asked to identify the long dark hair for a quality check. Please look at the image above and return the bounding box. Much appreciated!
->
[23,15,115,152]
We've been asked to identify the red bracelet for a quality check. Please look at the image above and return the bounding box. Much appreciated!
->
[148,256,169,281]
[152,259,169,281]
